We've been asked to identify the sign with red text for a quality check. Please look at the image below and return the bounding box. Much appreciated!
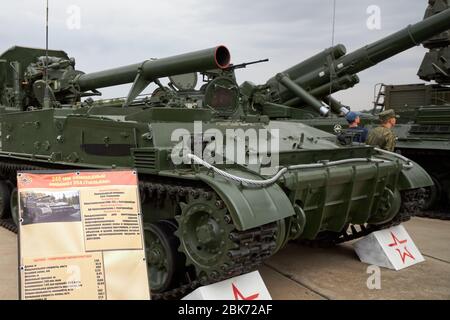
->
[17,170,150,300]
[182,271,272,300]
[353,225,425,270]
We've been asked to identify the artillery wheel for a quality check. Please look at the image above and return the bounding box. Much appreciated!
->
[0,181,11,219]
[144,221,185,293]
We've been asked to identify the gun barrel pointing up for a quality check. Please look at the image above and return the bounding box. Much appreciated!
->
[75,46,231,92]
[267,8,450,107]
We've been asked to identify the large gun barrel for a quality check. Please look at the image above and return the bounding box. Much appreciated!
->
[267,8,450,106]
[76,46,230,92]
[0,45,231,109]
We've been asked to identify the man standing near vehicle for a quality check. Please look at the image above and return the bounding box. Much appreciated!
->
[366,109,399,152]
[345,111,368,143]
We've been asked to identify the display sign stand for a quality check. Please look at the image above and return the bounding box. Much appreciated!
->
[17,170,150,300]
[182,271,272,300]
[353,225,425,270]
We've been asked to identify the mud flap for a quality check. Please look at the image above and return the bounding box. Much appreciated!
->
[197,169,295,231]
[398,160,433,190]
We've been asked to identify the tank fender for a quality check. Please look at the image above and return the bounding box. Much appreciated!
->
[398,160,433,190]
[197,169,295,231]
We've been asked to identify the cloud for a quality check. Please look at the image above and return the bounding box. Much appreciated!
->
[0,0,434,109]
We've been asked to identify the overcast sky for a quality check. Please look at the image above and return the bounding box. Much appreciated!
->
[0,0,432,110]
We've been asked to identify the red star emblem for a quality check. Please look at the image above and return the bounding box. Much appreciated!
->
[232,283,259,300]
[388,232,415,263]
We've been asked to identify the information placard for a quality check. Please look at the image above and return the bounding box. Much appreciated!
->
[17,170,150,300]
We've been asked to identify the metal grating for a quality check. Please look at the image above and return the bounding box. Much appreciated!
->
[132,148,157,170]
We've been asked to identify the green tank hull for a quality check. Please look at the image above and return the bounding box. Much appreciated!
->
[0,100,429,297]
[241,2,450,216]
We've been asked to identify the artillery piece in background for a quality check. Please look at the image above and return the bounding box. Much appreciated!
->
[239,1,450,214]
[370,0,450,215]
[239,5,450,120]
[0,8,449,298]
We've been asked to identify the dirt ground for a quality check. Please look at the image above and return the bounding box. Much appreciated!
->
[260,217,450,300]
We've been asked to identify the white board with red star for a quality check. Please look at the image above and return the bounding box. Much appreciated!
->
[182,271,272,300]
[353,225,425,270]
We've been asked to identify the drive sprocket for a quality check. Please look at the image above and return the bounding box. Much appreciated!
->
[175,191,236,281]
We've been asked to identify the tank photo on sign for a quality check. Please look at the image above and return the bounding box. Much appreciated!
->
[20,190,81,225]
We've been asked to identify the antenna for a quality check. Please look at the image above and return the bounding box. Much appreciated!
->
[329,0,337,99]
[43,0,50,109]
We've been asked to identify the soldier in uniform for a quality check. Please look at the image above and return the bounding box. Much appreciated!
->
[366,109,399,152]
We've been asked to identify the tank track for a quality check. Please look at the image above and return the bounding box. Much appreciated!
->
[151,222,277,300]
[0,161,42,234]
[395,150,450,218]
[0,218,18,234]
[417,183,450,220]
[139,182,278,300]
[0,161,40,177]
[299,188,426,248]
[416,210,450,220]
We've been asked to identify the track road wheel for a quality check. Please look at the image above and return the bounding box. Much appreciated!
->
[144,221,185,294]
[10,188,19,227]
[175,193,236,281]
[0,181,11,219]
